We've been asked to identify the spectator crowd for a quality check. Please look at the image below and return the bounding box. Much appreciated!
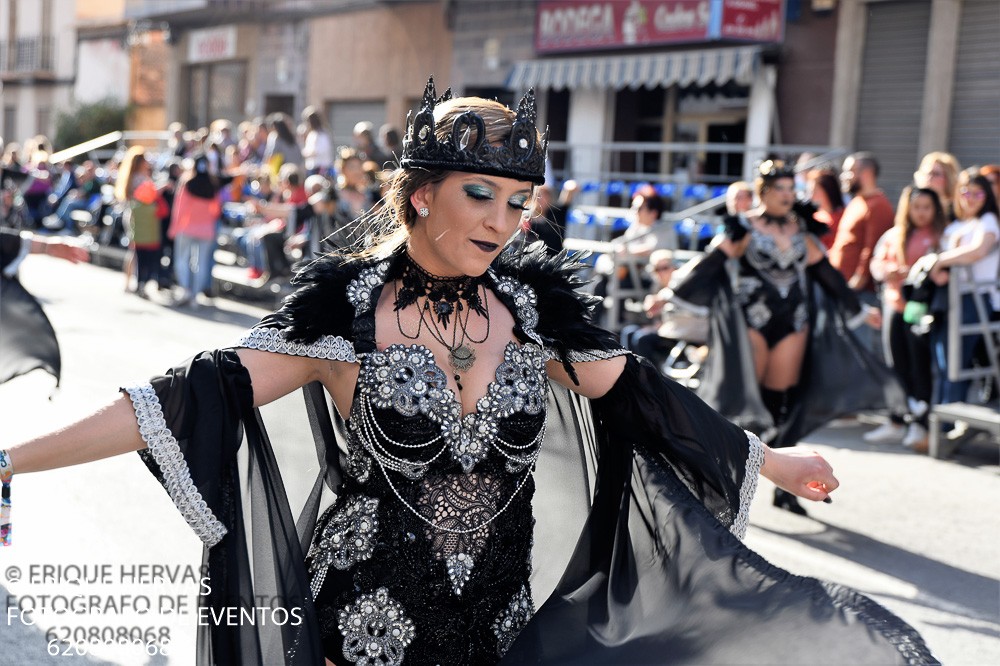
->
[2,118,996,453]
[1,110,401,306]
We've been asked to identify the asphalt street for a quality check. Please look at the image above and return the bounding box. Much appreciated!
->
[1,256,997,665]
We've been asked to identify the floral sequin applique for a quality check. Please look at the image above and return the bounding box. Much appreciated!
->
[492,584,534,657]
[338,587,416,666]
[308,496,380,598]
[346,260,391,313]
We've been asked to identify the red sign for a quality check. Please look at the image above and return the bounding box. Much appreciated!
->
[718,0,784,42]
[535,0,784,53]
[536,1,713,53]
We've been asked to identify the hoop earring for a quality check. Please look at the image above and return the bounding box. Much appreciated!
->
[417,207,430,218]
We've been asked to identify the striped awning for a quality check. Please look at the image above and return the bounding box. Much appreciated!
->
[508,46,760,91]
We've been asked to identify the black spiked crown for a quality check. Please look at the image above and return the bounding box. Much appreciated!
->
[400,76,548,185]
[756,158,796,180]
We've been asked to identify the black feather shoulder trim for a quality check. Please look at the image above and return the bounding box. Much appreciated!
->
[257,253,366,343]
[493,242,622,382]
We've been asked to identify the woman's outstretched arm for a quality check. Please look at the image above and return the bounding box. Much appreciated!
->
[547,355,838,503]
[5,349,327,475]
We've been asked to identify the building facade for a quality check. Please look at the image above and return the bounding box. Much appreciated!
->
[305,1,451,147]
[123,0,449,144]
[832,0,998,199]
[0,0,78,146]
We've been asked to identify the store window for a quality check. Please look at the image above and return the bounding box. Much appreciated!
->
[35,107,51,140]
[186,61,247,129]
[671,85,748,186]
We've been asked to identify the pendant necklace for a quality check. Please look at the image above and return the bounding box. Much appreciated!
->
[394,253,490,388]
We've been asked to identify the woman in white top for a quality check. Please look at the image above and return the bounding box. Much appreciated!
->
[301,106,334,176]
[913,172,999,404]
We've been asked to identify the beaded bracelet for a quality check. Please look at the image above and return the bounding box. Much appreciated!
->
[0,450,12,546]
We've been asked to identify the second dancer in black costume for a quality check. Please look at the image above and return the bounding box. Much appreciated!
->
[672,160,902,515]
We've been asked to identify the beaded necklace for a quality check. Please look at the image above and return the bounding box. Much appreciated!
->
[393,253,490,388]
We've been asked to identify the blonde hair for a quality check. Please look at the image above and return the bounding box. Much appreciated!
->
[114,146,147,202]
[350,96,533,260]
[916,152,961,204]
[725,181,753,214]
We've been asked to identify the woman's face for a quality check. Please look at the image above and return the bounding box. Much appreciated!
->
[959,182,986,217]
[916,161,949,197]
[731,189,752,214]
[909,194,936,228]
[761,177,795,215]
[409,172,533,277]
[651,260,674,287]
[341,158,365,187]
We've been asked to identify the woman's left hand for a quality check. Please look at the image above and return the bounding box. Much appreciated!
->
[760,446,839,502]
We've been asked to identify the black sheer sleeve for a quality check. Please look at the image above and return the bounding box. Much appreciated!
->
[669,246,729,308]
[808,256,863,316]
[123,349,328,665]
[1,229,61,385]
[591,353,762,531]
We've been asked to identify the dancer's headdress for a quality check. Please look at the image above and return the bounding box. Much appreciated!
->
[756,159,796,180]
[400,77,548,185]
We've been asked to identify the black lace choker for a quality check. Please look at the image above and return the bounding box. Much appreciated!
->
[394,254,486,326]
[762,211,791,226]
[393,253,490,381]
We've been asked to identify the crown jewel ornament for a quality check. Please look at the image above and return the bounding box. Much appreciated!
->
[400,77,548,185]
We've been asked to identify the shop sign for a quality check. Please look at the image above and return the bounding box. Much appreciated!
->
[718,0,784,42]
[535,0,784,53]
[188,25,237,63]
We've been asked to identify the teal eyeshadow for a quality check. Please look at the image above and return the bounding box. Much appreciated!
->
[463,184,494,199]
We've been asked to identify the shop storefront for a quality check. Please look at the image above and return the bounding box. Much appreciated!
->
[503,0,787,196]
[180,26,248,129]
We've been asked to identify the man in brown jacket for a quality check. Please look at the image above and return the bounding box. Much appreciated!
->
[830,152,895,292]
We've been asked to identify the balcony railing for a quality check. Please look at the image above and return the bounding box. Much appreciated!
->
[0,36,55,76]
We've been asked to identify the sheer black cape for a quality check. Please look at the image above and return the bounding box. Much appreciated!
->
[131,243,935,664]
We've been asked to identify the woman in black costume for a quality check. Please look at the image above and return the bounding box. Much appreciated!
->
[671,160,899,516]
[4,83,934,664]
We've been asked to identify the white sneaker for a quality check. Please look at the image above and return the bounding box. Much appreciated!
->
[902,423,928,448]
[862,422,906,443]
[945,421,969,441]
[907,397,929,419]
